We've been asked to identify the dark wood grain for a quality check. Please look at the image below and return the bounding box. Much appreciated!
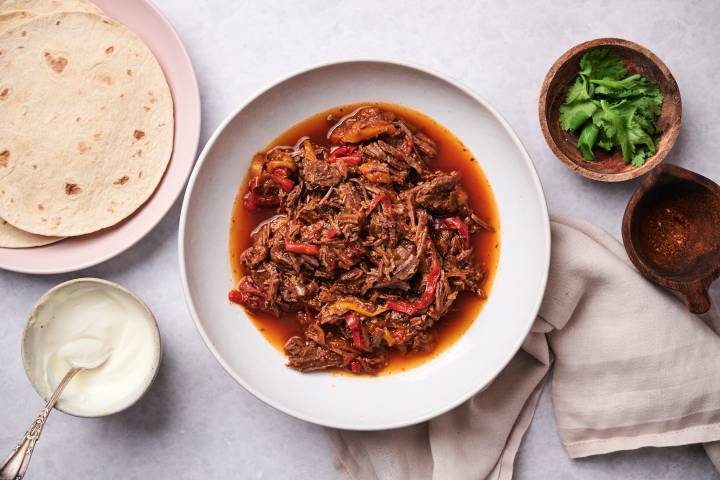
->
[539,38,682,182]
[622,164,720,313]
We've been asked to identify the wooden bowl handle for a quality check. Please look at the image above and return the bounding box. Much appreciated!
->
[680,281,711,314]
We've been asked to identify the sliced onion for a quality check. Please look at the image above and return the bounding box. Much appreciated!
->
[249,152,265,178]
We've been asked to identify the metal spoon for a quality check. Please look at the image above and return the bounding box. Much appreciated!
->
[0,350,110,480]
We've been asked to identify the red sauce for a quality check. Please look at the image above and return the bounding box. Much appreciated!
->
[229,102,500,375]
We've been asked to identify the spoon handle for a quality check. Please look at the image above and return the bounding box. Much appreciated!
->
[0,367,81,480]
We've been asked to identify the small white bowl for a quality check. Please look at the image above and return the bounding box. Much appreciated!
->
[22,278,162,418]
[179,59,550,430]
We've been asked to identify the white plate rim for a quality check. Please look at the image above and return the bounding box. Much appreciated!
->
[178,57,550,430]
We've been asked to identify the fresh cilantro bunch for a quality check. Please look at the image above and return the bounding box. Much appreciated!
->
[559,48,664,167]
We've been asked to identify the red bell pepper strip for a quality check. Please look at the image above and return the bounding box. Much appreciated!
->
[285,242,320,255]
[329,145,357,161]
[386,240,441,315]
[350,360,364,374]
[365,193,392,216]
[329,146,362,165]
[270,167,295,193]
[346,313,369,351]
[228,278,265,306]
[228,288,244,305]
[336,154,362,165]
[435,217,470,248]
[384,298,416,315]
[324,228,340,240]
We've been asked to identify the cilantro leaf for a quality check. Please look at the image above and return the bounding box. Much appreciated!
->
[596,128,614,151]
[628,116,657,166]
[592,100,636,163]
[564,76,591,104]
[577,123,599,161]
[559,100,598,131]
[592,75,662,102]
[579,48,627,80]
[557,47,664,167]
[628,89,664,119]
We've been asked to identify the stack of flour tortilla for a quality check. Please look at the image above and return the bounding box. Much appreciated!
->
[0,0,174,248]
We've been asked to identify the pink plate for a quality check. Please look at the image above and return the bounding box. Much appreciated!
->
[0,0,201,274]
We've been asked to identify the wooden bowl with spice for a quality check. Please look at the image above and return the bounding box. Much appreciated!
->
[539,38,681,182]
[622,164,720,314]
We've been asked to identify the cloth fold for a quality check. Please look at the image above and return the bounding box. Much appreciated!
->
[329,216,720,479]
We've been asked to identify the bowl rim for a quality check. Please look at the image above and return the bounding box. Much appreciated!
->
[178,57,551,430]
[21,277,163,418]
[538,37,682,182]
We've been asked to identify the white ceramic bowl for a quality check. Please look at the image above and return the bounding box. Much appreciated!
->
[22,278,162,417]
[179,59,550,430]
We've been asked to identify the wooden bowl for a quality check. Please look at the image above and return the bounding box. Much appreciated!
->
[539,38,681,182]
[622,164,720,314]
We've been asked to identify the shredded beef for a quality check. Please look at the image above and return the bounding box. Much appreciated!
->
[229,106,491,374]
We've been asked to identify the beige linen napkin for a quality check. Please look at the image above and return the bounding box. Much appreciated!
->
[329,216,720,479]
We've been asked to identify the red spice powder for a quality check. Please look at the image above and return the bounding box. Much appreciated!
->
[637,190,720,273]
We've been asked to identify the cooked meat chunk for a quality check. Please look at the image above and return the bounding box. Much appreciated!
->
[229,106,493,375]
[284,336,344,372]
[302,143,345,188]
[329,107,397,145]
[413,171,469,214]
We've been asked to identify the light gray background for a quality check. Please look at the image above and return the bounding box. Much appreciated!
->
[1,0,719,478]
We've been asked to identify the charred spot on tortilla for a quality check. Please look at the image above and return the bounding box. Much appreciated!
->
[94,74,113,85]
[64,183,81,195]
[133,130,145,140]
[113,175,129,186]
[43,52,68,74]
[77,142,90,154]
[0,150,9,167]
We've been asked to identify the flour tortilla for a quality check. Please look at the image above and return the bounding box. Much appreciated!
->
[0,0,104,34]
[0,12,174,236]
[0,0,103,16]
[1,1,104,245]
[0,218,63,248]
[0,10,33,32]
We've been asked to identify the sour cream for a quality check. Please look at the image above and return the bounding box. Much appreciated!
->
[23,280,160,417]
